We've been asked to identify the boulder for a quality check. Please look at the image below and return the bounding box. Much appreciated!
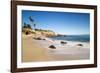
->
[77,44,83,46]
[49,45,56,49]
[33,37,42,40]
[61,41,67,44]
[43,38,46,40]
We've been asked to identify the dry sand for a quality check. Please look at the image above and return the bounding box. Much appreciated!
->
[22,34,49,62]
[22,34,90,62]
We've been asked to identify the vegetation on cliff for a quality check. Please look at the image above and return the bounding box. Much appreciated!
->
[22,16,57,37]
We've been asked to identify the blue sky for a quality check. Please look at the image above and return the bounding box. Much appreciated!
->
[22,10,90,35]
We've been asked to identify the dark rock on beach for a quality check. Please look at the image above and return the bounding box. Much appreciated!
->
[77,44,83,46]
[43,38,46,40]
[49,45,56,49]
[61,41,67,44]
[33,37,42,40]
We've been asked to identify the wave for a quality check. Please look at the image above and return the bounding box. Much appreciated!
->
[49,35,90,42]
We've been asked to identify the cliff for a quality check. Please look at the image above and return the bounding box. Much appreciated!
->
[22,28,57,37]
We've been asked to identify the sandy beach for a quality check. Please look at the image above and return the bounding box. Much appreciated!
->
[22,34,90,62]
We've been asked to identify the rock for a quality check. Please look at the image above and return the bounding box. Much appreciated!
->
[33,37,42,40]
[77,44,83,46]
[25,31,29,35]
[49,45,56,49]
[33,37,47,40]
[43,39,46,40]
[61,41,67,44]
[37,37,42,40]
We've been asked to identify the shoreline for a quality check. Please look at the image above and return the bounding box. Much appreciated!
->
[22,34,90,62]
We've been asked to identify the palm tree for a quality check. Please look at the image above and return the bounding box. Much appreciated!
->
[23,22,27,28]
[29,16,36,30]
[34,24,36,30]
[27,24,32,29]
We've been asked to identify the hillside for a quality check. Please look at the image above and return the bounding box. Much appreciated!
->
[22,28,57,37]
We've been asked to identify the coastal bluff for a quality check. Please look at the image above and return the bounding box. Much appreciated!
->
[22,28,57,37]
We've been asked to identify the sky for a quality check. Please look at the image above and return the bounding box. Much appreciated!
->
[22,10,90,35]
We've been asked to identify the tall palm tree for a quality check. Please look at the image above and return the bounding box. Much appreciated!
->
[23,22,27,28]
[29,16,36,30]
[34,24,36,30]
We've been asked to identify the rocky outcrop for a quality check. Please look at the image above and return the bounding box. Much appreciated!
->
[22,28,57,37]
[22,28,35,35]
[40,31,56,37]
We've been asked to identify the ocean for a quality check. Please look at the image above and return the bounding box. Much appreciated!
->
[49,35,90,42]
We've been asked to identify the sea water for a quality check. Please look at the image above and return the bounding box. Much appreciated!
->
[49,35,90,42]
